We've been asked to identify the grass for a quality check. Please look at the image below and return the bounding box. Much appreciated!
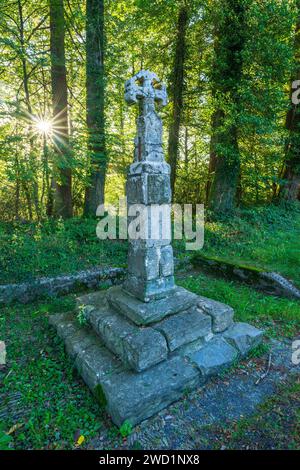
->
[0,218,127,284]
[202,204,300,286]
[0,204,299,286]
[0,297,114,450]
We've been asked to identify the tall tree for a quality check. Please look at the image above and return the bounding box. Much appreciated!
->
[84,0,106,216]
[168,3,189,198]
[49,0,73,218]
[280,2,300,202]
[207,0,247,213]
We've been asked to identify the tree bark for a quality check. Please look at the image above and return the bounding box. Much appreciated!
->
[17,0,40,219]
[280,5,300,202]
[84,0,106,217]
[49,0,73,218]
[168,5,188,199]
[207,0,247,214]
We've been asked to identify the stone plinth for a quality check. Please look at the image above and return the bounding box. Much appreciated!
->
[50,286,264,427]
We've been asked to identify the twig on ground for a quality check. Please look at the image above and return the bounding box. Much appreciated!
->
[255,353,272,385]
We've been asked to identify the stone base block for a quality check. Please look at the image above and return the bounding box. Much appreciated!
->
[49,309,264,427]
[106,285,198,325]
[223,322,264,356]
[188,337,238,376]
[123,274,175,302]
[76,290,212,371]
[83,294,168,372]
[197,296,234,333]
[154,306,212,352]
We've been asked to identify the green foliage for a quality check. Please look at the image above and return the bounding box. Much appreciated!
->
[247,342,270,358]
[119,420,133,438]
[203,204,300,286]
[0,299,104,449]
[0,423,13,450]
[77,305,88,326]
[0,218,127,283]
[0,0,298,215]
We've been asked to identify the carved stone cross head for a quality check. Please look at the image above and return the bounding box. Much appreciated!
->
[125,70,167,107]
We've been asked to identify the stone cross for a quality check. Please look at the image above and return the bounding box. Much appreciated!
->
[49,70,264,430]
[124,70,175,302]
[125,70,167,165]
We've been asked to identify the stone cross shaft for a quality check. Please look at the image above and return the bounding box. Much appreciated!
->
[124,70,174,302]
[125,70,167,164]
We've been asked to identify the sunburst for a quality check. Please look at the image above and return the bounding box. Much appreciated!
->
[35,119,52,136]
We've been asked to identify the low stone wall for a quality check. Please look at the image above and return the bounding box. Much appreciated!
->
[1,254,299,306]
[0,267,126,305]
[192,253,300,300]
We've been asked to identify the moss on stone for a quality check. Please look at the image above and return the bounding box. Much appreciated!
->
[192,252,265,274]
[94,384,107,408]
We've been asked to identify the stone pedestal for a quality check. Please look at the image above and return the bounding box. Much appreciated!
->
[49,70,264,427]
[50,289,263,427]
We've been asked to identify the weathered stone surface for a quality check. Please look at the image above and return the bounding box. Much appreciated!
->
[49,312,204,426]
[107,285,198,325]
[49,312,100,360]
[124,329,168,372]
[197,296,234,333]
[127,244,174,282]
[259,272,300,300]
[223,322,264,356]
[124,273,175,302]
[189,337,238,376]
[65,329,100,360]
[123,70,176,303]
[128,161,170,176]
[125,70,167,164]
[0,341,6,365]
[86,304,168,372]
[127,173,171,205]
[49,313,79,340]
[101,355,202,427]
[76,291,107,318]
[128,245,160,281]
[75,344,124,393]
[0,267,125,305]
[160,245,174,277]
[154,307,212,352]
[192,253,300,301]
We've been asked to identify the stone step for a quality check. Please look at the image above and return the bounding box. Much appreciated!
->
[188,323,264,376]
[106,285,198,325]
[49,312,264,427]
[154,306,212,352]
[76,291,168,372]
[101,355,202,428]
[76,290,214,369]
[49,311,202,427]
[197,296,234,333]
[188,337,238,376]
[223,322,264,356]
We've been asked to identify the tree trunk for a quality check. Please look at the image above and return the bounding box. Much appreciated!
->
[280,5,300,202]
[84,0,106,217]
[49,0,73,218]
[207,0,247,214]
[17,0,40,220]
[168,5,188,198]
